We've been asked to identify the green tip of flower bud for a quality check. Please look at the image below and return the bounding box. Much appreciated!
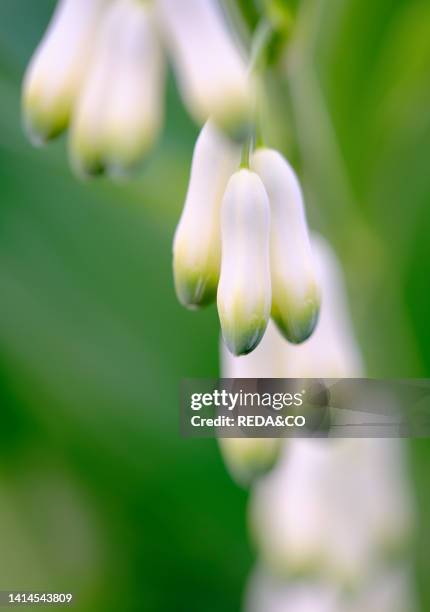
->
[272,293,320,345]
[22,93,70,147]
[69,139,106,179]
[219,438,281,487]
[213,111,253,144]
[173,264,219,309]
[220,310,269,356]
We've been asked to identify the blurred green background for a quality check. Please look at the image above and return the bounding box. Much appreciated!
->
[0,0,429,610]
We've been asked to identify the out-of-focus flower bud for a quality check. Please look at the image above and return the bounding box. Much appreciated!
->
[22,0,110,145]
[245,565,340,612]
[218,437,282,488]
[156,0,253,138]
[217,169,271,356]
[173,121,239,308]
[349,566,417,612]
[251,148,320,344]
[249,439,414,588]
[218,328,286,486]
[70,0,164,177]
[245,564,417,612]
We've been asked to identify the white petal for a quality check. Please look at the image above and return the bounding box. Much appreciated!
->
[157,0,253,136]
[251,148,320,344]
[22,0,111,144]
[217,169,271,356]
[173,120,239,308]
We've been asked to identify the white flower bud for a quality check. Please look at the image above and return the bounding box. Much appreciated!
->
[280,234,364,378]
[22,0,111,145]
[217,169,271,356]
[218,437,282,488]
[156,0,253,137]
[218,328,285,486]
[173,121,239,308]
[70,0,164,176]
[251,148,320,344]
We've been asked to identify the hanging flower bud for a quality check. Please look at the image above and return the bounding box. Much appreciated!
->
[173,121,239,308]
[70,0,164,177]
[218,437,282,488]
[251,148,320,344]
[280,234,364,378]
[156,0,253,138]
[22,0,110,145]
[218,326,285,486]
[217,169,271,356]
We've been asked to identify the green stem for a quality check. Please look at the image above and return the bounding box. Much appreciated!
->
[240,133,254,168]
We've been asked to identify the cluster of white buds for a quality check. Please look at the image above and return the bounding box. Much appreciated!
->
[174,120,320,356]
[219,236,417,611]
[24,0,320,353]
[22,0,253,177]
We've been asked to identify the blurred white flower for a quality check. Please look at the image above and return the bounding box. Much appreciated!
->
[245,564,417,612]
[245,567,340,612]
[156,0,253,137]
[249,438,414,587]
[245,236,415,589]
[70,0,164,177]
[251,149,320,344]
[173,121,240,308]
[22,0,111,145]
[217,169,271,356]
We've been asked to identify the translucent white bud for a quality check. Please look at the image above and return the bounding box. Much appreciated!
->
[251,148,320,344]
[22,0,111,145]
[173,121,239,308]
[70,0,164,176]
[217,169,271,356]
[156,0,253,137]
